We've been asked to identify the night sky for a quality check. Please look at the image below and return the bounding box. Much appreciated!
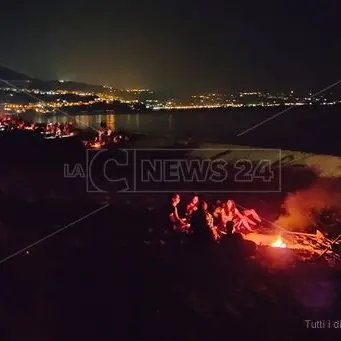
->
[1,0,340,94]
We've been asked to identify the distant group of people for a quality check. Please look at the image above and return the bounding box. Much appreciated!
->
[88,124,128,147]
[0,115,130,147]
[0,115,75,138]
[95,127,116,144]
[0,115,29,131]
[168,194,261,243]
[45,122,74,137]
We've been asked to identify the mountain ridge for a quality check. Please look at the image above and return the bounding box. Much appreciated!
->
[0,65,34,81]
[0,65,106,92]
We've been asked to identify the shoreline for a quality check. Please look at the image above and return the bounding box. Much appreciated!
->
[15,103,341,157]
[17,102,341,116]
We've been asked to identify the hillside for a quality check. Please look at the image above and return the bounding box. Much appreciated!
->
[43,80,104,93]
[0,66,103,92]
[0,65,33,81]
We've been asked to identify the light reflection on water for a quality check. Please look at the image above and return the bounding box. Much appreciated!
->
[21,111,119,131]
[13,106,341,153]
[20,111,172,134]
[18,109,276,141]
[18,107,317,144]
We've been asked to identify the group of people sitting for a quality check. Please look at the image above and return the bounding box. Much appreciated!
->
[168,194,261,242]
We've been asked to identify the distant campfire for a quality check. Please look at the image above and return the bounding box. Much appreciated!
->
[93,142,102,149]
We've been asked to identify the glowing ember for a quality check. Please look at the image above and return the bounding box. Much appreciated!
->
[271,236,287,248]
[92,142,102,149]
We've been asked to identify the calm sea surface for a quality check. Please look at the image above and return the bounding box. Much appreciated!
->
[20,106,341,155]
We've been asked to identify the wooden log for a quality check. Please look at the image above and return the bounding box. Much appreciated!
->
[281,229,330,239]
[282,231,317,237]
[319,232,341,258]
[317,241,331,248]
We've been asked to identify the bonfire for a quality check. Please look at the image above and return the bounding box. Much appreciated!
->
[271,236,287,248]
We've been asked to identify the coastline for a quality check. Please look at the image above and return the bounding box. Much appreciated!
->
[29,102,341,115]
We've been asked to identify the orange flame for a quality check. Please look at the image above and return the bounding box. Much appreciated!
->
[271,236,286,248]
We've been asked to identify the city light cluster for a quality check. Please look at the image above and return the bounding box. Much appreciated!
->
[153,104,229,110]
[1,87,94,97]
[4,98,102,113]
[1,85,340,113]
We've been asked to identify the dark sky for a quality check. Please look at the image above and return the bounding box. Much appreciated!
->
[0,0,340,94]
